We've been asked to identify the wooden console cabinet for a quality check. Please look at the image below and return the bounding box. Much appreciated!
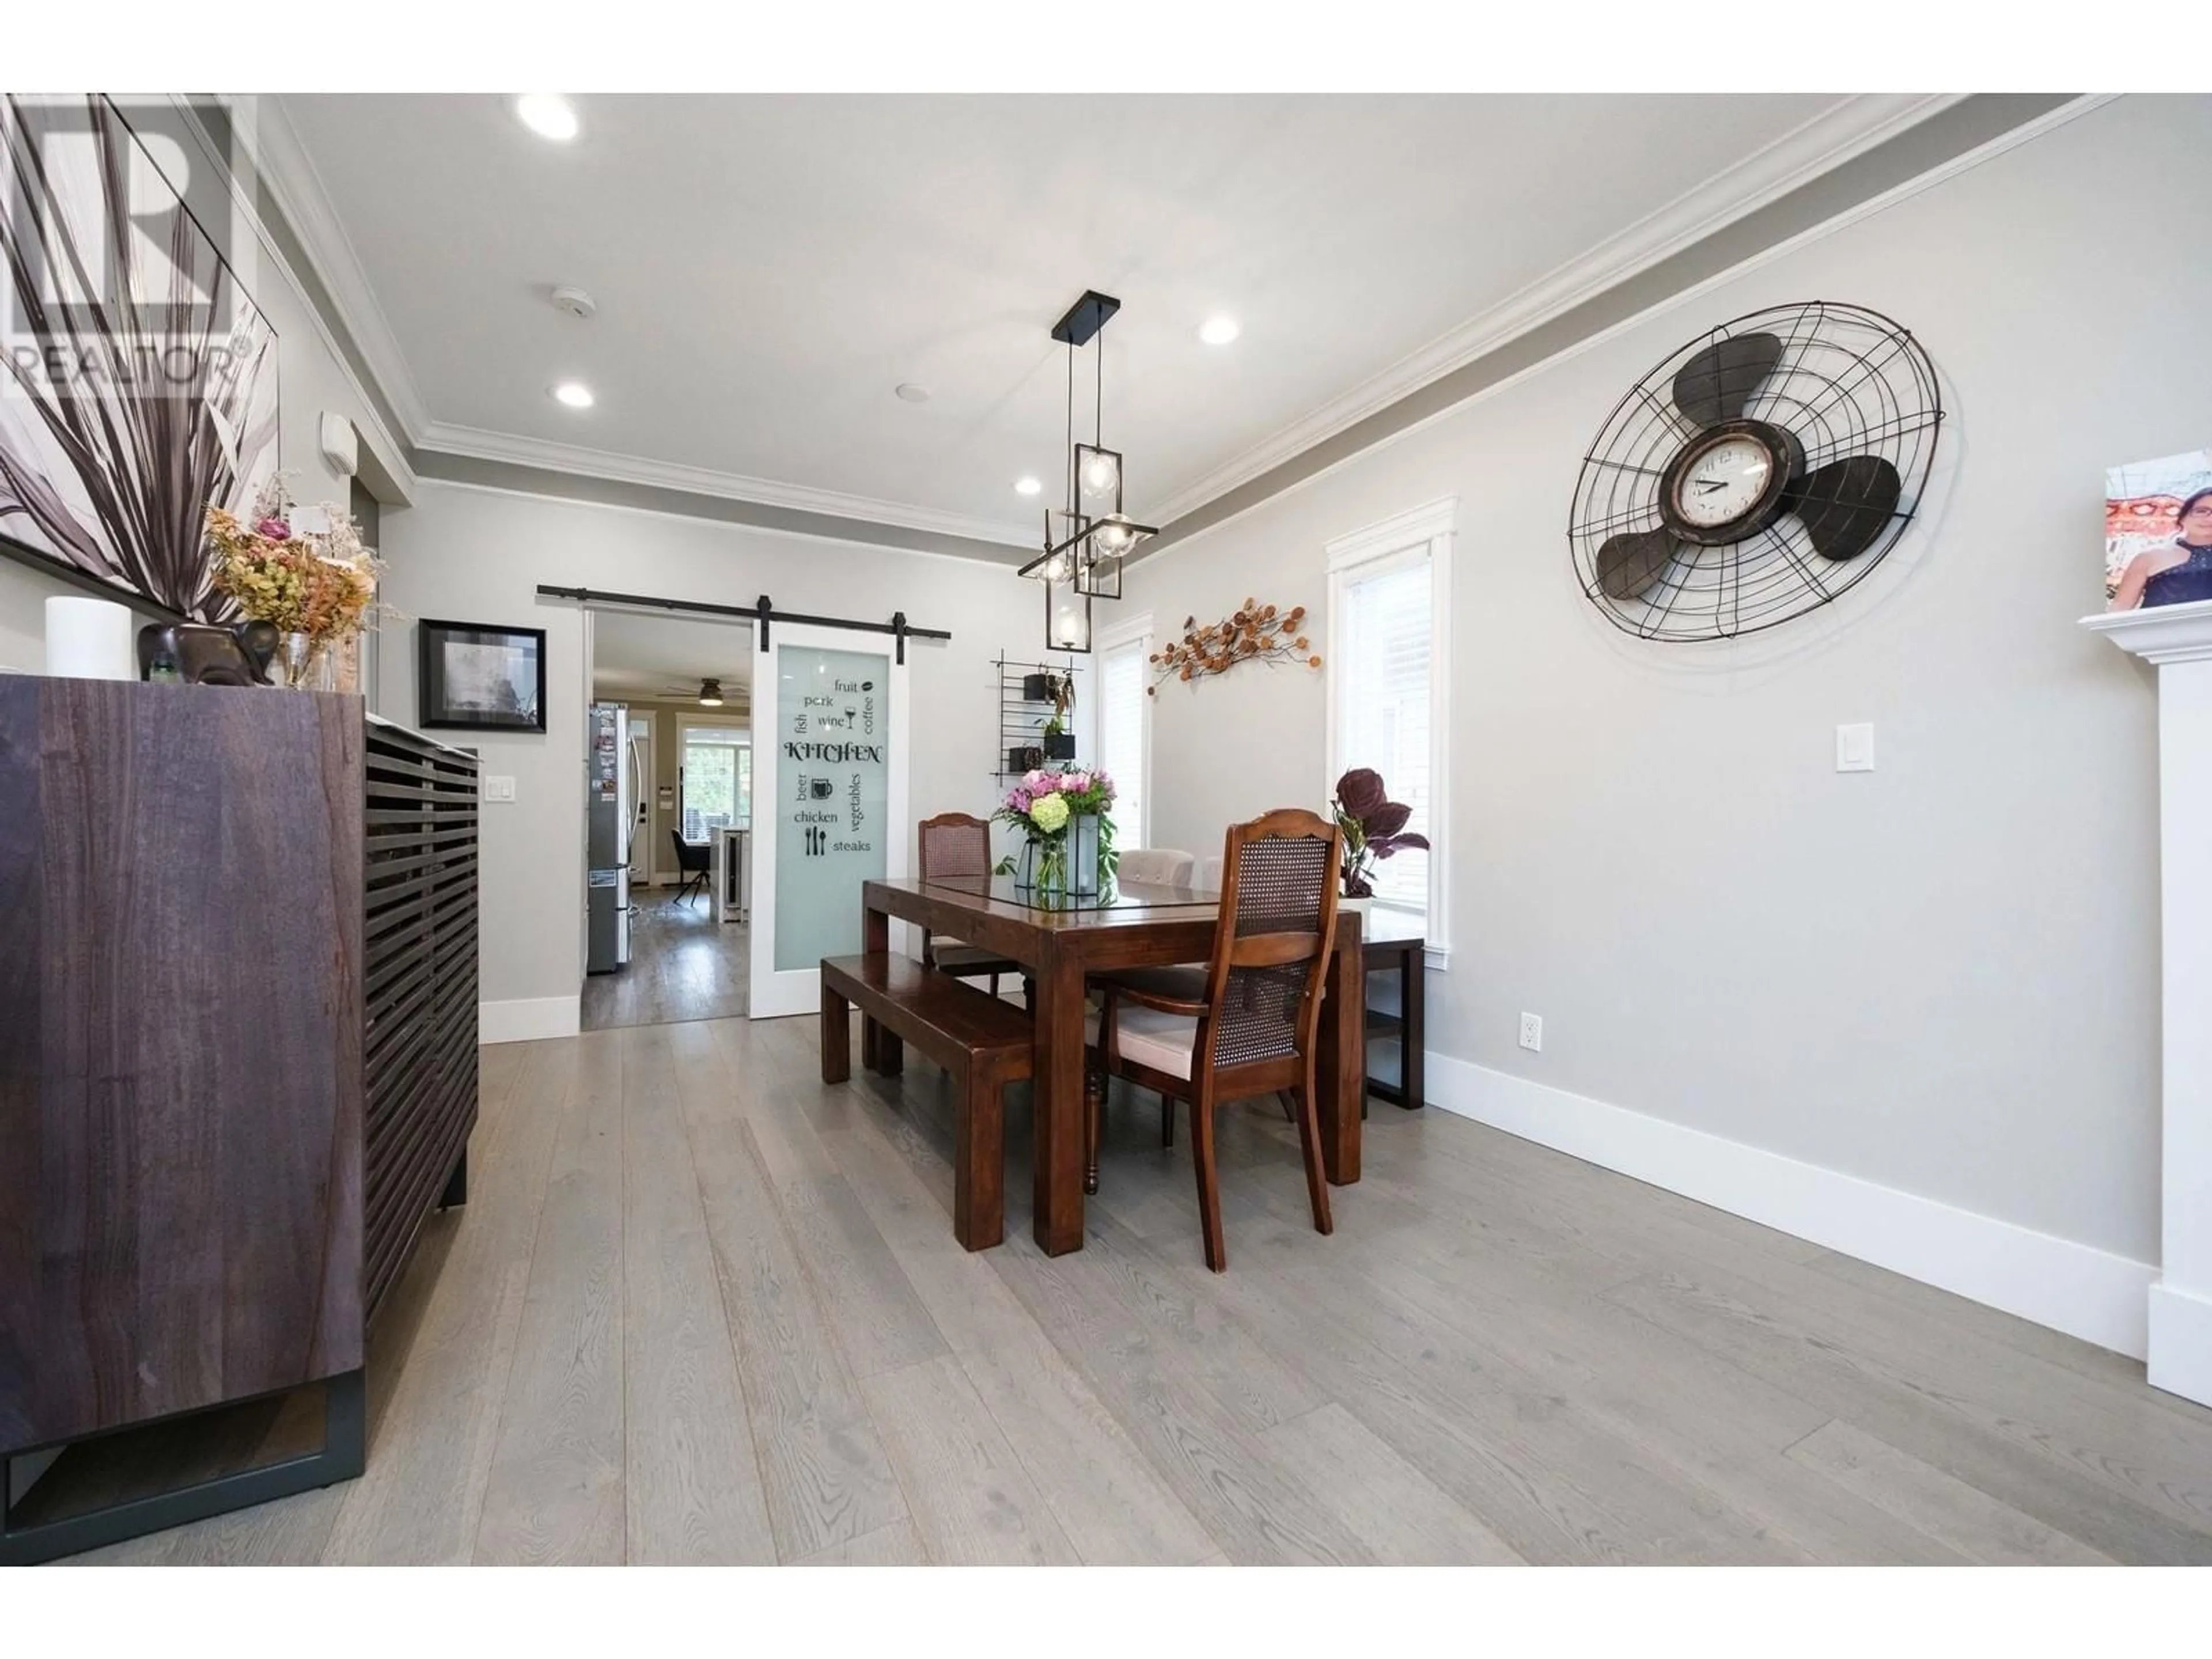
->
[0,680,479,1563]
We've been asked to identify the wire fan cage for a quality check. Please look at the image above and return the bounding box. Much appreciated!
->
[1567,301,1942,642]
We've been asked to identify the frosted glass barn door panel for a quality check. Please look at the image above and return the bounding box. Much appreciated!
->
[748,624,909,1018]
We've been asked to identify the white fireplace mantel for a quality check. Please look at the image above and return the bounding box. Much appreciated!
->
[2082,594,2212,1407]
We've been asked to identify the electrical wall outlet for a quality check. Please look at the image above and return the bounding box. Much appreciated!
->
[483,775,517,803]
[1518,1012,1543,1052]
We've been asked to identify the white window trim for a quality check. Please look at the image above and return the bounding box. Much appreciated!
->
[1324,497,1453,970]
[1095,610,1154,851]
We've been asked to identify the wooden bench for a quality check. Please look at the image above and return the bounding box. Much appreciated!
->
[819,953,1034,1250]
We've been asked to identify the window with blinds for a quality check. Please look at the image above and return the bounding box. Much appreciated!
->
[1099,632,1149,850]
[1332,547,1436,919]
[681,725,751,839]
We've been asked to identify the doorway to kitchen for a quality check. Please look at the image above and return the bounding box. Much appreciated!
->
[581,608,753,1031]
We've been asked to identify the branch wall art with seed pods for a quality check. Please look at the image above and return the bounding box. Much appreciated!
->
[1148,599,1319,695]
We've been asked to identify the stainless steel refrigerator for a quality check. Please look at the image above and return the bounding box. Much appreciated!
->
[586,702,635,974]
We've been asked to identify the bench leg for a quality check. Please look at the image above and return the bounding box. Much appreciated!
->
[873,1027,904,1077]
[860,1013,880,1072]
[954,1067,1006,1251]
[821,984,851,1084]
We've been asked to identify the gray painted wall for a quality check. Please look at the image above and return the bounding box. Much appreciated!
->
[374,481,1044,1009]
[1125,94,2205,1266]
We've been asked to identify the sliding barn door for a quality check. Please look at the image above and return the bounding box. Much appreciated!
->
[748,621,910,1018]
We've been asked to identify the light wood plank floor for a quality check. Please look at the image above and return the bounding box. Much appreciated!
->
[65,1015,2212,1565]
[581,896,747,1031]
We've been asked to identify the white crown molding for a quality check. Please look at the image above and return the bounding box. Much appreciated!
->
[183,96,418,499]
[236,97,1036,550]
[1150,93,1960,527]
[415,420,1035,548]
[243,96,434,446]
[426,474,1027,573]
[1136,95,2111,578]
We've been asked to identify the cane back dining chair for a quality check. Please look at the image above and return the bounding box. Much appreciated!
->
[916,812,1025,998]
[1086,808,1343,1271]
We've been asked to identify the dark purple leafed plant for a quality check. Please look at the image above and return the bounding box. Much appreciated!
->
[1331,767,1429,898]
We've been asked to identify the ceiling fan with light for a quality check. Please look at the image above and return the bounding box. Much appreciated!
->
[634,677,743,707]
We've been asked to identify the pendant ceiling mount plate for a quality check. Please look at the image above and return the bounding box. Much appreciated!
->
[1050,290,1122,347]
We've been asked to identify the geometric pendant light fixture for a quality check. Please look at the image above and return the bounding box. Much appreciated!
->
[1020,289,1158,650]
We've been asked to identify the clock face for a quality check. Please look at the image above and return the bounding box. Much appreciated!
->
[1653,417,1801,547]
[1673,433,1775,529]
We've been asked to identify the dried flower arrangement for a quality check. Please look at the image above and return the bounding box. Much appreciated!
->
[204,475,386,687]
[1147,598,1319,695]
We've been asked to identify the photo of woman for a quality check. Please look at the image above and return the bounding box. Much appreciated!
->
[2111,488,2212,611]
[2107,450,2212,611]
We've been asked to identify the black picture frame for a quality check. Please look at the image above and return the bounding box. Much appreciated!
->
[417,619,548,733]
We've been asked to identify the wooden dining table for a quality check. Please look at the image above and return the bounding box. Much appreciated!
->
[861,872,1365,1256]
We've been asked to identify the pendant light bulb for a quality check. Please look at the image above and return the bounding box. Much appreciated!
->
[1081,450,1120,497]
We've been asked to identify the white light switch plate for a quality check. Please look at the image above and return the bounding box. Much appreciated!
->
[1835,724,1875,772]
[484,775,517,802]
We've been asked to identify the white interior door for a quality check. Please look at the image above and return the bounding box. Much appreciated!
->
[748,621,910,1018]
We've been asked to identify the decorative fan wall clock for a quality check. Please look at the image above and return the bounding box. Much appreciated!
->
[1568,301,1942,641]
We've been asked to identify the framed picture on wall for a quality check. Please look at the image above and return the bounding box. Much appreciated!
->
[2107,449,2212,612]
[418,619,547,732]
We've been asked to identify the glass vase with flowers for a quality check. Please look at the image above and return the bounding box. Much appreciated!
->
[994,767,1118,899]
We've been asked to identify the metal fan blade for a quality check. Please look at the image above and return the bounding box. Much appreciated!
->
[1788,455,1902,560]
[1671,332,1784,427]
[1596,528,1679,600]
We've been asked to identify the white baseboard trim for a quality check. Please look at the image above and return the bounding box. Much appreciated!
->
[479,995,581,1044]
[2147,1282,2212,1407]
[1422,1052,2156,1361]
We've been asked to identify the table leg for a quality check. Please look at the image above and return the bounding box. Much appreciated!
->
[1316,926,1364,1185]
[860,899,888,1070]
[1031,947,1087,1255]
[1400,945,1425,1111]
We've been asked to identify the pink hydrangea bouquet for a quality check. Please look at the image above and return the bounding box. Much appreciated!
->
[994,767,1118,895]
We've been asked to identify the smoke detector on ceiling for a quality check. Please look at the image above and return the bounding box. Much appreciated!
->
[550,285,597,320]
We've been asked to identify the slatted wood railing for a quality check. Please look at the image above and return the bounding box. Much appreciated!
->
[362,718,480,1321]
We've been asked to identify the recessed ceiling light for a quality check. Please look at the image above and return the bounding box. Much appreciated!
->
[1199,315,1240,346]
[895,382,930,403]
[552,381,594,409]
[1014,476,1043,497]
[514,94,579,142]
